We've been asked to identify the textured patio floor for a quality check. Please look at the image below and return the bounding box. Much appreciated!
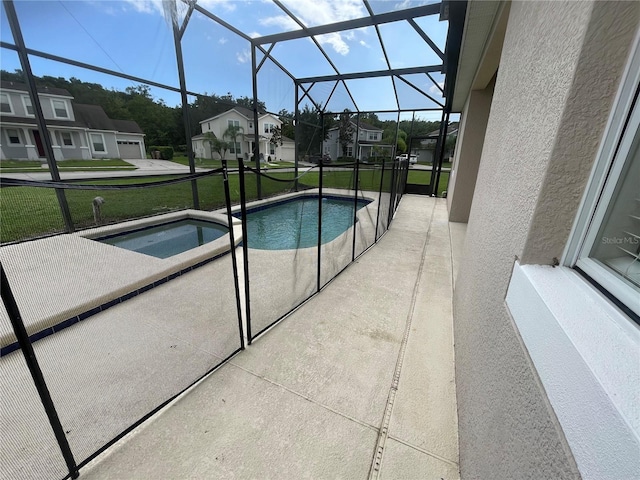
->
[75,195,460,480]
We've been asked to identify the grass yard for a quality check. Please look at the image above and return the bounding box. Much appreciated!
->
[407,170,450,196]
[1,166,434,244]
[171,156,296,170]
[0,159,136,173]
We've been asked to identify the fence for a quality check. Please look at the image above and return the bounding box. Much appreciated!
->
[0,157,408,479]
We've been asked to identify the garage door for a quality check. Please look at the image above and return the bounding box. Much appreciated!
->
[117,141,142,159]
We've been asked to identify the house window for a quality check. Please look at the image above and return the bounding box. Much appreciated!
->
[1,93,13,114]
[22,96,34,116]
[345,146,353,157]
[368,132,378,141]
[569,53,640,320]
[208,122,211,130]
[60,131,74,147]
[228,119,240,128]
[51,99,69,119]
[228,142,241,154]
[269,143,275,155]
[249,122,254,129]
[6,128,22,145]
[264,123,275,134]
[90,133,106,153]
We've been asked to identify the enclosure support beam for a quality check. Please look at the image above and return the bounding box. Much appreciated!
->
[395,75,445,108]
[297,66,442,84]
[3,0,74,233]
[407,18,445,60]
[251,44,262,199]
[222,161,245,350]
[254,4,441,45]
[294,85,300,191]
[431,110,449,197]
[170,0,199,209]
[1,265,79,479]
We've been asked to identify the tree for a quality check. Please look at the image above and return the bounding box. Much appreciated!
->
[223,124,244,159]
[204,132,228,160]
[338,110,355,157]
[270,125,283,149]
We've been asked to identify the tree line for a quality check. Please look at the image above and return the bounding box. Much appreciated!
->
[1,70,446,156]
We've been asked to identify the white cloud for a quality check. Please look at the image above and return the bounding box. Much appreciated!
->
[236,49,251,64]
[260,0,365,55]
[359,40,370,48]
[429,82,445,96]
[248,31,262,39]
[219,37,228,45]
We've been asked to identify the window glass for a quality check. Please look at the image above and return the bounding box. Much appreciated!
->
[90,133,105,152]
[23,96,34,115]
[52,99,68,118]
[61,132,73,147]
[1,93,12,113]
[7,128,21,144]
[587,125,639,289]
[228,119,239,128]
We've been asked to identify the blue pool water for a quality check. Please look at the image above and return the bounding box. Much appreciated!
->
[240,196,370,250]
[99,219,228,258]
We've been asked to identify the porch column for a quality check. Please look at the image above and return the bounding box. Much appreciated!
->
[48,129,64,161]
[21,127,39,160]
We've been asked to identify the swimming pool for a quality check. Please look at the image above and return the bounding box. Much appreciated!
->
[239,195,371,250]
[99,219,228,258]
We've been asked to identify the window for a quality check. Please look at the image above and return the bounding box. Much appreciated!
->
[368,132,379,141]
[6,128,22,145]
[1,93,13,114]
[567,46,640,320]
[60,131,74,147]
[269,143,275,155]
[22,96,34,116]
[90,133,106,153]
[249,122,254,129]
[228,142,241,154]
[345,146,353,157]
[264,123,275,134]
[228,119,240,128]
[51,99,68,119]
[207,122,211,130]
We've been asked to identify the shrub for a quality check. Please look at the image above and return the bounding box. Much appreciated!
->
[148,146,174,160]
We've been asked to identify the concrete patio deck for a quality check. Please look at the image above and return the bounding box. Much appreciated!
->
[77,195,460,479]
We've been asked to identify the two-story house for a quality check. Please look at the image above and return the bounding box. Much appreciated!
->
[0,81,146,161]
[191,106,294,162]
[323,120,384,161]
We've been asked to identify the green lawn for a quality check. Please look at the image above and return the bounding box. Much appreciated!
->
[1,167,423,243]
[171,156,296,170]
[407,170,450,196]
[0,159,136,173]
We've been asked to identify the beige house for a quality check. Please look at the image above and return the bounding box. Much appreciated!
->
[446,2,639,479]
[191,106,294,162]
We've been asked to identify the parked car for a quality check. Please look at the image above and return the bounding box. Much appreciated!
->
[396,153,418,164]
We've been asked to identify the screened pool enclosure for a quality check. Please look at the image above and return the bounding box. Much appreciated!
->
[0,1,466,478]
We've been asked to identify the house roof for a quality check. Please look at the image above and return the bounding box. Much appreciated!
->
[0,102,144,135]
[424,122,459,139]
[328,120,383,132]
[0,80,72,97]
[199,105,271,124]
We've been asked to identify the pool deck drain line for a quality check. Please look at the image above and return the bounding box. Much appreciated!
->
[368,200,436,480]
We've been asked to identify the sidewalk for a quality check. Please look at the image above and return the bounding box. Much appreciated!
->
[79,196,460,479]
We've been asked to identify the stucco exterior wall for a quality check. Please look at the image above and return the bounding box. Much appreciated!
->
[453,1,638,478]
[446,77,494,222]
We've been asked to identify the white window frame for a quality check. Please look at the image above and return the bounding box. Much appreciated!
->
[368,132,378,141]
[227,119,240,128]
[345,146,353,157]
[564,35,640,319]
[21,95,34,117]
[228,141,241,155]
[1,93,14,115]
[89,132,106,153]
[51,98,69,119]
[60,131,74,148]
[5,128,23,145]
[269,143,275,155]
[264,123,275,134]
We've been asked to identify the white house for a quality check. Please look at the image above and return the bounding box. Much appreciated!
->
[323,120,385,161]
[0,81,146,161]
[413,121,459,164]
[191,106,294,162]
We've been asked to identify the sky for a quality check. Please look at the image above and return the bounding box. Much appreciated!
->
[1,0,452,121]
